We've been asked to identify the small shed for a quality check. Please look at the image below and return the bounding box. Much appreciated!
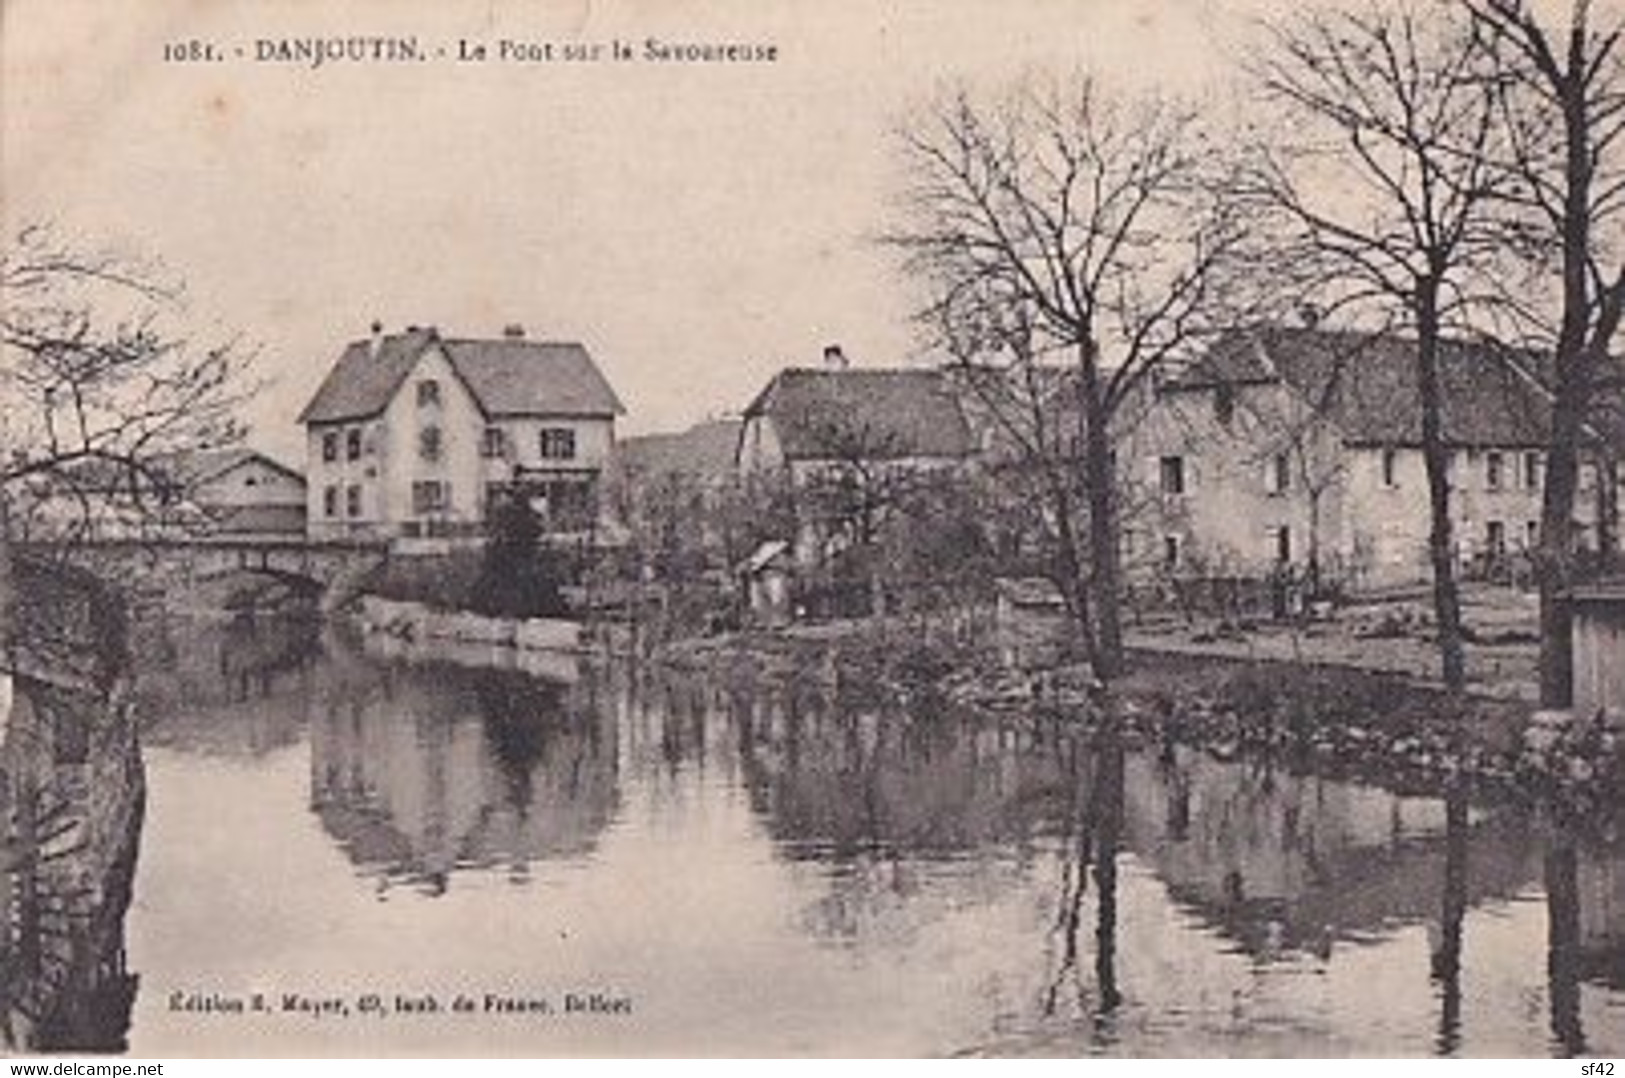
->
[1573,580,1625,724]
[993,576,1069,669]
[740,540,793,628]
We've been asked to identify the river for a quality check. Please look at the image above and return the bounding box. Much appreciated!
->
[91,616,1625,1055]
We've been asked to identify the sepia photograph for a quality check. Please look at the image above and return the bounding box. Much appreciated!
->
[1,0,1622,1060]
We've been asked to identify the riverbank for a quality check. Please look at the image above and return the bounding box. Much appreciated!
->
[654,594,1620,811]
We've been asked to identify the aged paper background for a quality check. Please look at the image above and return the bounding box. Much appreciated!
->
[5,0,1607,1061]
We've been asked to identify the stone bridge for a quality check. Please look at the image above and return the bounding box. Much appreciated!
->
[21,536,389,613]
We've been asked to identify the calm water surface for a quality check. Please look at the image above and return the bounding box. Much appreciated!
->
[118,617,1624,1056]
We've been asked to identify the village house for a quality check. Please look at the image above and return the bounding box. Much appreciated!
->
[5,447,305,543]
[298,324,624,551]
[1121,324,1623,593]
[736,346,975,566]
[151,448,307,538]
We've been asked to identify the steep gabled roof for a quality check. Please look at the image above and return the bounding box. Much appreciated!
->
[1169,325,1553,448]
[299,328,623,425]
[742,367,974,461]
[441,337,625,418]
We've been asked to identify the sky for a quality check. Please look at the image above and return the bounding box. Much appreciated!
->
[3,0,1261,465]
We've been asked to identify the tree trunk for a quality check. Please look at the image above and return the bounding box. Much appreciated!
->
[1049,476,1095,667]
[1415,279,1467,694]
[1537,434,1582,708]
[1079,344,1123,681]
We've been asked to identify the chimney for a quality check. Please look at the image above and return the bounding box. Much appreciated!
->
[1298,302,1323,329]
[369,320,384,358]
[822,343,848,370]
[503,323,526,340]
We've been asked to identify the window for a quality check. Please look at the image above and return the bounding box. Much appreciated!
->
[1523,451,1544,490]
[540,427,577,460]
[1275,525,1292,565]
[1487,519,1506,558]
[323,485,338,517]
[244,475,258,487]
[1159,455,1186,496]
[322,431,339,463]
[346,428,362,461]
[412,480,449,515]
[1381,448,1399,489]
[1163,534,1182,570]
[419,425,442,462]
[1214,385,1236,427]
[1525,520,1540,549]
[417,379,441,407]
[1266,452,1291,495]
[1486,451,1505,491]
[345,485,361,517]
[485,482,510,513]
[482,427,506,459]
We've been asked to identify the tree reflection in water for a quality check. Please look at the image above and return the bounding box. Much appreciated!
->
[307,658,617,893]
[1038,708,1125,1042]
[1546,812,1585,1057]
[1431,783,1469,1056]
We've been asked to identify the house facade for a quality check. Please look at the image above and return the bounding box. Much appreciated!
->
[736,348,975,569]
[299,324,623,549]
[1121,325,1620,592]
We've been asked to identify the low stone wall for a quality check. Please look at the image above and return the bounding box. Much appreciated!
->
[357,595,582,652]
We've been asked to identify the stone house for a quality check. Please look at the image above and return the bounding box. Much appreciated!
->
[1121,325,1622,592]
[298,324,624,550]
[736,347,976,569]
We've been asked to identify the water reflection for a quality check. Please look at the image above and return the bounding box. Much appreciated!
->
[307,646,616,893]
[133,612,319,757]
[119,619,1625,1057]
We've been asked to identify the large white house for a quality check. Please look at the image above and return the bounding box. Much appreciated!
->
[298,324,624,548]
[1121,324,1623,591]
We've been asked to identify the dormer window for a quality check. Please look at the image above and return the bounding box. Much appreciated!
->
[417,379,441,408]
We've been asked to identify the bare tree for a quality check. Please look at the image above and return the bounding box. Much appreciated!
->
[1246,3,1528,693]
[887,74,1248,681]
[1469,0,1625,708]
[793,412,936,618]
[1,225,255,672]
